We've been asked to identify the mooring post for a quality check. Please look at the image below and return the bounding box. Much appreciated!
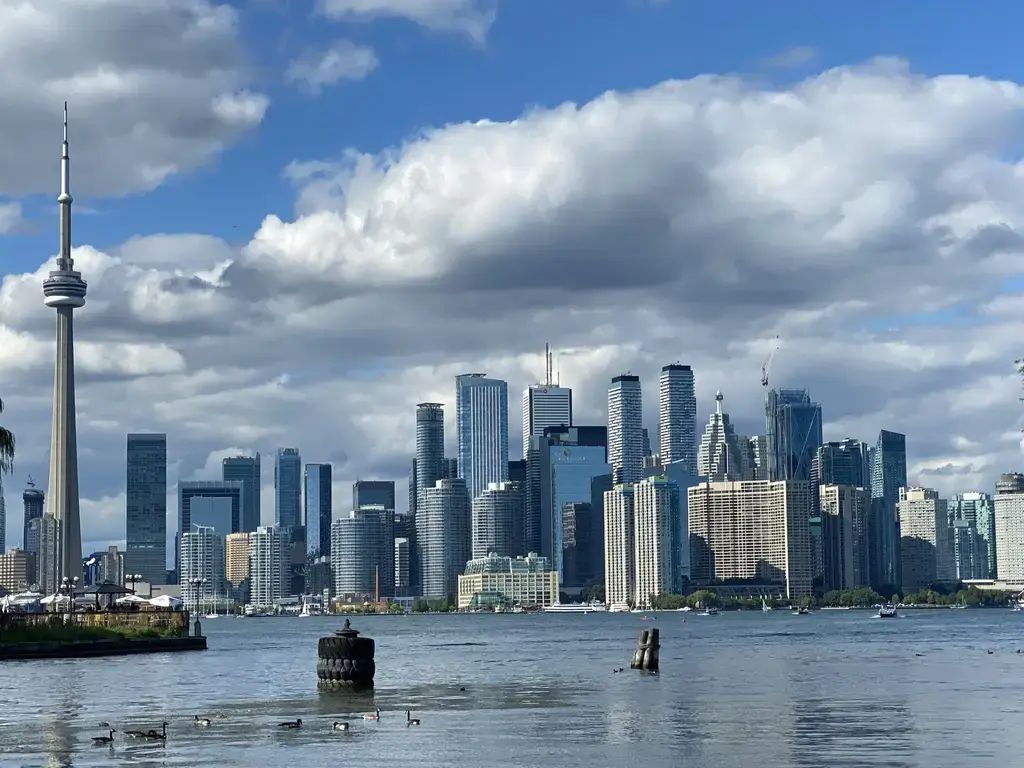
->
[631,629,650,670]
[642,628,660,672]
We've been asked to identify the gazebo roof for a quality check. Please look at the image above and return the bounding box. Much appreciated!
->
[82,581,132,596]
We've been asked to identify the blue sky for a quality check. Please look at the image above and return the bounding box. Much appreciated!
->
[6,0,1024,273]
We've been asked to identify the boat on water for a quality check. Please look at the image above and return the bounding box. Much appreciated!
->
[878,604,898,618]
[543,601,607,614]
[761,598,772,613]
[702,607,719,616]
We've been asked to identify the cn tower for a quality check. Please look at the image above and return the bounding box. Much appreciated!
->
[42,103,87,582]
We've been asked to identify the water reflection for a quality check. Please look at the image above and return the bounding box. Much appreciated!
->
[788,698,913,768]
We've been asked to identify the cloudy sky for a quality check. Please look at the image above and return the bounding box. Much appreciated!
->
[2,0,1024,557]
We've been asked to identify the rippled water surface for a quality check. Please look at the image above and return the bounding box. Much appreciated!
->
[2,609,1024,767]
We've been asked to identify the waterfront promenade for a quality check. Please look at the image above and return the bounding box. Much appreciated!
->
[2,610,1022,767]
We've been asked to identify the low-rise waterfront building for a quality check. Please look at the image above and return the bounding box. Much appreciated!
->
[456,552,558,610]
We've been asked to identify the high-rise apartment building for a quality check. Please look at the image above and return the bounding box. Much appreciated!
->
[456,374,509,501]
[125,433,167,586]
[950,492,996,579]
[603,485,635,608]
[304,464,332,559]
[352,480,395,511]
[522,384,572,459]
[0,548,31,592]
[274,448,302,529]
[658,364,696,473]
[697,391,751,481]
[179,525,226,609]
[995,473,1024,582]
[471,482,524,559]
[417,478,471,601]
[250,525,288,607]
[897,487,953,592]
[633,476,681,609]
[22,483,44,552]
[222,455,261,533]
[0,481,5,553]
[225,532,251,601]
[37,515,60,595]
[395,537,410,593]
[818,484,870,591]
[330,507,395,599]
[608,375,643,485]
[687,480,813,598]
[870,430,907,590]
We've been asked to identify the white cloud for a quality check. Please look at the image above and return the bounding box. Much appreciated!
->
[0,0,268,197]
[0,202,22,234]
[286,40,379,94]
[7,58,1024,558]
[317,0,496,44]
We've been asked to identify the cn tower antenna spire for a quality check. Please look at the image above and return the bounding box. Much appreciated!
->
[57,101,74,270]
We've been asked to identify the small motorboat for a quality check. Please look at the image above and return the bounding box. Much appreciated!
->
[878,604,898,618]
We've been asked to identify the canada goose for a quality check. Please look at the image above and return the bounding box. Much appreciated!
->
[406,711,420,727]
[363,709,381,721]
[332,721,350,731]
[194,716,212,728]
[97,722,111,728]
[144,723,169,741]
[123,729,148,738]
[278,718,302,729]
[91,730,115,745]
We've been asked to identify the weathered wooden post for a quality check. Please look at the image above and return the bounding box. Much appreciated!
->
[642,628,660,672]
[317,618,376,691]
[631,629,650,670]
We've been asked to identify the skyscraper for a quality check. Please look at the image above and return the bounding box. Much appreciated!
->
[178,481,244,536]
[995,473,1024,582]
[125,433,168,585]
[522,384,572,459]
[0,480,5,553]
[414,403,445,510]
[697,391,751,481]
[658,364,697,472]
[608,375,643,485]
[471,482,524,559]
[604,485,636,608]
[456,374,509,501]
[250,525,288,607]
[950,492,996,579]
[274,448,302,529]
[897,487,953,591]
[331,507,395,599]
[417,478,471,601]
[818,484,870,591]
[765,389,823,483]
[633,476,682,608]
[222,455,261,533]
[870,430,907,590]
[304,464,332,559]
[352,480,395,510]
[22,482,44,551]
[43,104,87,582]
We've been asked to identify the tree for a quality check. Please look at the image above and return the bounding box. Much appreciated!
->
[0,398,14,477]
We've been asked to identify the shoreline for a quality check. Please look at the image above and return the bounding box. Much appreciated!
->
[0,635,208,661]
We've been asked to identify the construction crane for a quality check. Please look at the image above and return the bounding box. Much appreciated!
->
[26,475,35,489]
[760,335,781,388]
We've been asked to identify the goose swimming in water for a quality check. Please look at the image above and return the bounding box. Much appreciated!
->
[363,709,381,721]
[278,718,302,729]
[91,730,115,745]
[144,723,168,741]
[194,716,212,728]
[332,721,350,731]
[406,711,420,727]
[97,722,111,728]
[123,728,148,738]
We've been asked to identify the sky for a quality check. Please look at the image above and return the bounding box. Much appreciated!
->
[3,0,1024,557]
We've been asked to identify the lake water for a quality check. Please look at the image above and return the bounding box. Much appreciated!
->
[1,609,1022,767]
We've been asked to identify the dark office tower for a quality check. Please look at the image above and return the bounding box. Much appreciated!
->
[223,454,261,533]
[125,433,168,586]
[275,448,302,529]
[810,438,872,586]
[507,460,527,485]
[409,460,417,515]
[641,428,652,458]
[765,389,823,482]
[353,480,395,511]
[22,482,44,549]
[870,430,907,591]
[444,458,458,478]
[304,464,332,559]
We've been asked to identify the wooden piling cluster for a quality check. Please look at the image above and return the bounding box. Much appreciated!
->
[630,628,660,672]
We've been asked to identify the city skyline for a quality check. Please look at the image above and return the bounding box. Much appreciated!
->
[2,4,1024,556]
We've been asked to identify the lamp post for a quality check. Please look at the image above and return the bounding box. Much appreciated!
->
[59,576,79,624]
[126,573,142,595]
[188,577,208,614]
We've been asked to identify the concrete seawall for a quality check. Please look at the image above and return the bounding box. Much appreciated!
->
[0,635,207,661]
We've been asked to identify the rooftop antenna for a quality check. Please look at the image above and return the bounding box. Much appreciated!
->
[27,476,36,489]
[544,343,553,386]
[556,354,560,387]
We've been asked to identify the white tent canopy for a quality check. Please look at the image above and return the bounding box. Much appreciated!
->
[148,595,182,608]
[115,594,149,605]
